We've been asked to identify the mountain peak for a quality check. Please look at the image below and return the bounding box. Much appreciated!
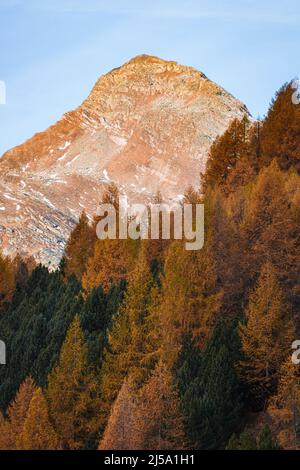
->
[124,54,206,77]
[82,54,227,115]
[127,54,172,64]
[0,57,250,266]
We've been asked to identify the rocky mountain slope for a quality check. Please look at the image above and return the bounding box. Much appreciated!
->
[0,55,250,266]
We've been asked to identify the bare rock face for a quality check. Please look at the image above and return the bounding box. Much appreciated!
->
[0,55,250,266]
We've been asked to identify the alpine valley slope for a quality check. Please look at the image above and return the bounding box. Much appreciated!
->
[0,55,250,266]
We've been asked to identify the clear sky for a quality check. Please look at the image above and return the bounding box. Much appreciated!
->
[0,0,299,156]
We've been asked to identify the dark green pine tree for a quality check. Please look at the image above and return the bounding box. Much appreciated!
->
[257,425,281,450]
[226,431,257,450]
[80,280,126,368]
[0,267,83,410]
[0,257,126,413]
[176,320,243,449]
[226,425,280,450]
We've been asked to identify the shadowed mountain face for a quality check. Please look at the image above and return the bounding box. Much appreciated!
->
[0,55,250,266]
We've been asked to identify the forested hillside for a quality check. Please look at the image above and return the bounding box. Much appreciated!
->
[0,82,299,450]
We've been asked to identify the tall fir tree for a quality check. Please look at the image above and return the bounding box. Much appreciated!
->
[82,238,136,293]
[19,388,60,450]
[82,182,138,293]
[47,315,100,449]
[131,361,186,450]
[0,376,36,449]
[268,358,300,449]
[176,321,242,449]
[238,262,294,407]
[100,247,156,428]
[241,161,300,314]
[260,82,300,172]
[202,115,251,192]
[0,252,15,313]
[62,211,95,281]
[159,239,221,363]
[99,379,137,450]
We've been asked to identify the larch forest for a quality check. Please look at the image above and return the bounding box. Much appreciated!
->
[0,82,300,450]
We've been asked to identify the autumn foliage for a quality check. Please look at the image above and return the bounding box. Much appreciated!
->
[0,81,299,449]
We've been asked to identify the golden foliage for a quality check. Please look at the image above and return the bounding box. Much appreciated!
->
[47,315,100,449]
[19,388,59,450]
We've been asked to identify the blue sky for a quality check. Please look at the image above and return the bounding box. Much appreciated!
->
[0,0,299,156]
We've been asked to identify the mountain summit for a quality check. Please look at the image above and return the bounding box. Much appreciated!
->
[0,55,250,266]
